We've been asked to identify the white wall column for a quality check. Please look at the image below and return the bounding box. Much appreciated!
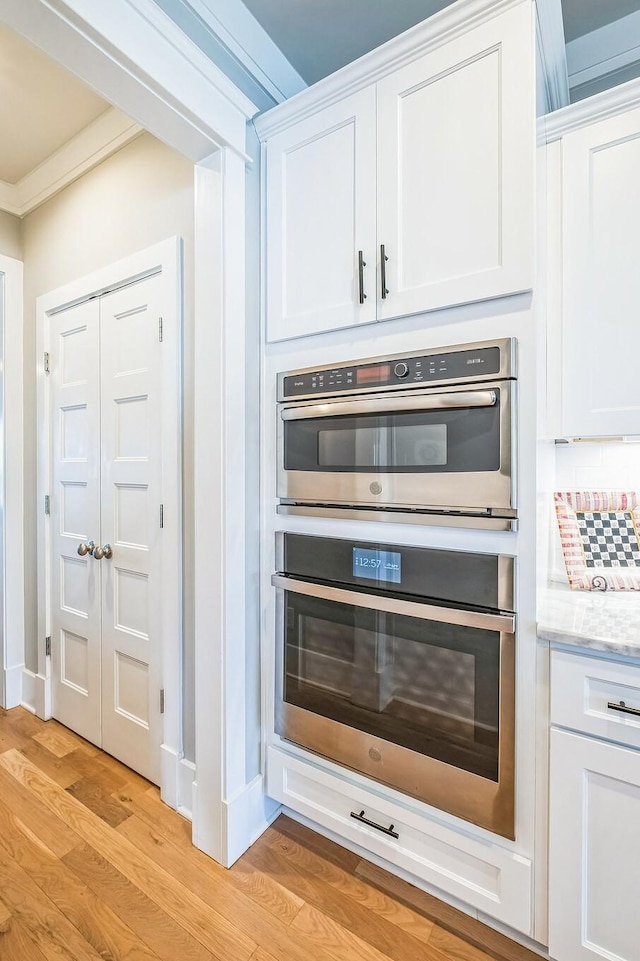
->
[0,255,24,709]
[192,149,275,866]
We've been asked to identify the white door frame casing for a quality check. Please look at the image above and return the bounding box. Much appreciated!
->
[3,0,270,862]
[35,238,183,805]
[0,255,25,709]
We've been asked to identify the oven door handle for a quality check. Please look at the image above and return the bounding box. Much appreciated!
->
[271,575,515,633]
[280,390,497,420]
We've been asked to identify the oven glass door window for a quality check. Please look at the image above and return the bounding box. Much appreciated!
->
[284,592,501,781]
[284,406,500,473]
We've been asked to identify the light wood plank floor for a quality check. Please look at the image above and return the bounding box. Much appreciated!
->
[0,707,539,961]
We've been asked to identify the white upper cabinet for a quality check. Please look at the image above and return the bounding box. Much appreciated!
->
[264,89,377,340]
[561,107,640,437]
[258,0,535,342]
[376,3,534,321]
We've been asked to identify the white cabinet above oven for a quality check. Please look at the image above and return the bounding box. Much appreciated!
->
[255,0,535,343]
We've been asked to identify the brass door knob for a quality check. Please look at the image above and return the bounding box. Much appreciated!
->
[77,541,95,556]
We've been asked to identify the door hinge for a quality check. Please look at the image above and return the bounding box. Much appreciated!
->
[44,351,50,374]
[158,317,163,343]
[160,689,165,714]
[159,504,164,529]
[44,494,50,515]
[45,636,51,657]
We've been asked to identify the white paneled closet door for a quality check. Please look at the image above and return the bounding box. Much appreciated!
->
[50,272,165,784]
[50,299,102,747]
[99,277,163,784]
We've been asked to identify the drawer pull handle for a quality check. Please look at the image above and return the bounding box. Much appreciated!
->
[350,809,399,839]
[607,700,640,718]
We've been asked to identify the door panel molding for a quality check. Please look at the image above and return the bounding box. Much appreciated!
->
[37,237,182,792]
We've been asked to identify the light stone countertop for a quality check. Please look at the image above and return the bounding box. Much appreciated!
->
[538,582,640,658]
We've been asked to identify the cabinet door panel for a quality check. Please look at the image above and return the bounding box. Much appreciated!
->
[265,89,377,341]
[549,728,640,961]
[562,108,640,436]
[376,2,533,320]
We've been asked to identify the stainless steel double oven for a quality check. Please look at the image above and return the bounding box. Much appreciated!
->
[272,339,518,839]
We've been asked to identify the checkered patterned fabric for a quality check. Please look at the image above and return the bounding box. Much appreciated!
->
[576,511,640,568]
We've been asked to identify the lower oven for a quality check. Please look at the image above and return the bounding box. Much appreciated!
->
[272,533,516,839]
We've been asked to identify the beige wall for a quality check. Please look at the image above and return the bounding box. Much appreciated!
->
[21,132,196,756]
[0,210,22,260]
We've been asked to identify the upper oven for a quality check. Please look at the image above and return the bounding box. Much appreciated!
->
[277,338,517,530]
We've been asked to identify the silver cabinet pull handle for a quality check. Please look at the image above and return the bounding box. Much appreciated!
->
[94,544,113,561]
[607,700,640,717]
[77,541,95,556]
[358,250,367,304]
[380,244,389,299]
[350,809,398,839]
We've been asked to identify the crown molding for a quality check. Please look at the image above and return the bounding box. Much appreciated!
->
[541,75,640,142]
[0,184,19,218]
[535,0,569,113]
[0,109,143,218]
[254,0,532,139]
[158,0,306,107]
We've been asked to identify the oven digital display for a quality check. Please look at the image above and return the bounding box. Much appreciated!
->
[356,364,391,384]
[352,547,401,583]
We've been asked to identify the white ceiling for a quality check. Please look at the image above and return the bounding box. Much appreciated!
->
[0,24,110,185]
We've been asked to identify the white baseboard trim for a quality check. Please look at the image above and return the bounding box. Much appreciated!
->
[160,743,179,809]
[223,775,281,867]
[21,669,51,718]
[191,775,281,867]
[178,757,196,821]
[2,664,23,709]
[160,744,196,820]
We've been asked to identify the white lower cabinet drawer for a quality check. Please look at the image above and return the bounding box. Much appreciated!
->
[551,650,640,748]
[267,745,532,935]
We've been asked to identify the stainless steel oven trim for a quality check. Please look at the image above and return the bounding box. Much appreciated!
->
[277,380,516,515]
[271,574,516,633]
[273,579,515,839]
[276,337,515,402]
[281,389,497,421]
[498,555,516,612]
[277,504,519,532]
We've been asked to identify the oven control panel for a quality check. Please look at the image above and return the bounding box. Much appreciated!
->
[280,344,504,400]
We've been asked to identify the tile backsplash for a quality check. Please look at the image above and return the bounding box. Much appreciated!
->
[555,440,640,491]
[549,440,640,584]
